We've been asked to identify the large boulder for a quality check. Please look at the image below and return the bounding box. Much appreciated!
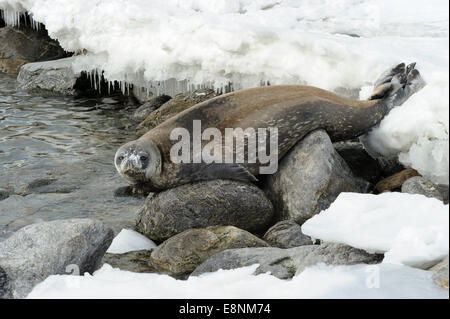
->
[0,26,67,74]
[402,176,449,204]
[430,256,449,290]
[135,179,274,242]
[16,57,81,95]
[263,220,315,248]
[191,243,382,279]
[135,89,220,136]
[0,218,113,299]
[150,226,268,276]
[265,130,370,225]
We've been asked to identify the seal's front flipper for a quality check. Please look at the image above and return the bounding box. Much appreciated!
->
[183,163,258,183]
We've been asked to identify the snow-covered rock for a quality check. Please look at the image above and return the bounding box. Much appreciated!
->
[301,192,449,269]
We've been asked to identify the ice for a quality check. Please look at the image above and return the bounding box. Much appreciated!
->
[301,192,449,269]
[26,263,448,299]
[106,229,157,254]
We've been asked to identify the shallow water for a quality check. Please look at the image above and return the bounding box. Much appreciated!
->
[0,73,143,240]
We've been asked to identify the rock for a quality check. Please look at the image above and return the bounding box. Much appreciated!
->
[191,243,382,279]
[135,89,220,136]
[374,168,420,193]
[333,141,383,185]
[101,250,157,273]
[132,95,172,122]
[132,86,153,104]
[16,58,83,95]
[265,130,370,225]
[402,176,449,204]
[0,26,67,74]
[430,256,449,290]
[0,218,114,298]
[263,220,315,248]
[0,188,9,201]
[135,179,274,242]
[150,226,269,276]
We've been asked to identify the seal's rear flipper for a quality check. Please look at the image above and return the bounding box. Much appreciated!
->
[369,62,426,108]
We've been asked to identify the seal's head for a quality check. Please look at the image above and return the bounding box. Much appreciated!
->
[114,139,161,187]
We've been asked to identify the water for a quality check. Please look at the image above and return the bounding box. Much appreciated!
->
[0,73,143,241]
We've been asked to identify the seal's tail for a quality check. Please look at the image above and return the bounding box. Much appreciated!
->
[369,62,426,108]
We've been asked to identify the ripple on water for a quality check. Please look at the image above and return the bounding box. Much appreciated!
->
[0,73,143,240]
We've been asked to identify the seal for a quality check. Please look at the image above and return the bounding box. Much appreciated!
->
[115,62,425,191]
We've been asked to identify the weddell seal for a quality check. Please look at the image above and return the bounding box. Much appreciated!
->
[115,62,425,192]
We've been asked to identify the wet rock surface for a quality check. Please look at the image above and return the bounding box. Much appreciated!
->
[263,220,315,248]
[135,179,274,242]
[402,176,449,204]
[135,89,220,136]
[0,218,113,298]
[265,130,370,225]
[0,26,67,74]
[150,226,269,277]
[101,250,157,274]
[191,243,382,279]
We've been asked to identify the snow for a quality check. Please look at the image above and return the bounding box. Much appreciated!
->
[106,229,156,254]
[27,263,448,299]
[301,192,449,269]
[0,0,448,184]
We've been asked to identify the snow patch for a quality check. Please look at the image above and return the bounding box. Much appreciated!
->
[106,229,156,254]
[27,263,448,299]
[301,192,449,269]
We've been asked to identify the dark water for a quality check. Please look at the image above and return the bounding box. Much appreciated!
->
[0,73,143,240]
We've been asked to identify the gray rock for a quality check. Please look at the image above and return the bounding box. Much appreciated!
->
[0,188,9,201]
[150,226,268,276]
[0,218,114,298]
[132,95,172,122]
[402,176,449,204]
[430,256,449,290]
[333,140,383,185]
[0,26,67,74]
[135,179,274,242]
[101,250,157,273]
[191,243,382,279]
[263,220,315,248]
[265,130,370,225]
[16,57,81,96]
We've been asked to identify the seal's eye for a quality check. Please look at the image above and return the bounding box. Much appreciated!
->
[117,155,124,162]
[140,155,148,162]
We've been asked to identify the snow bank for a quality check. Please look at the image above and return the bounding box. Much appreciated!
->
[301,192,449,269]
[106,229,156,254]
[0,0,448,183]
[27,263,448,299]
